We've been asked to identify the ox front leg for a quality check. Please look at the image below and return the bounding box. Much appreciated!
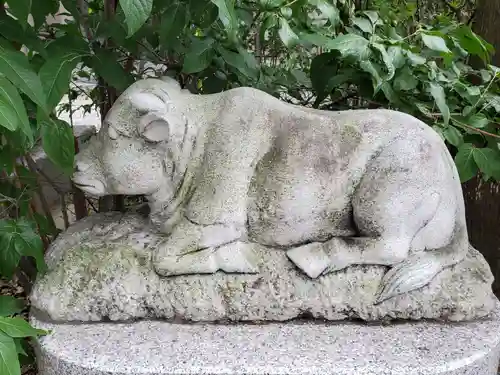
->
[153,113,272,276]
[153,217,260,276]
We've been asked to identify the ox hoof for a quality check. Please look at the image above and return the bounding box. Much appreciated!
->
[214,241,260,274]
[287,243,330,279]
[153,248,218,277]
[153,241,259,277]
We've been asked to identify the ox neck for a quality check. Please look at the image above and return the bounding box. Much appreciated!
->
[145,92,219,233]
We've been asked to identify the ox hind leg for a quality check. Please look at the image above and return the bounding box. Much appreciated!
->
[287,135,459,303]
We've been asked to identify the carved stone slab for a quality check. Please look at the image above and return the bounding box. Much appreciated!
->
[32,303,500,375]
[31,212,495,322]
[70,78,485,305]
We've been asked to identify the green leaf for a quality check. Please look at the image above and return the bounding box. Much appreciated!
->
[33,212,55,237]
[278,18,299,48]
[480,69,492,83]
[311,0,340,27]
[30,0,60,30]
[119,0,153,37]
[259,0,284,9]
[299,32,333,48]
[363,11,381,27]
[393,67,418,91]
[310,53,337,101]
[45,34,89,58]
[421,33,451,53]
[95,17,127,46]
[160,2,187,44]
[279,6,292,18]
[290,69,310,87]
[210,0,238,41]
[189,0,218,27]
[473,148,500,179]
[0,41,48,114]
[0,218,45,278]
[5,0,31,29]
[406,51,426,65]
[0,12,48,58]
[0,225,22,278]
[0,332,19,375]
[90,49,134,92]
[39,52,82,112]
[467,113,490,129]
[182,38,215,74]
[371,43,395,80]
[415,102,433,118]
[59,0,81,20]
[380,82,400,105]
[483,94,500,113]
[326,34,370,59]
[360,60,383,93]
[0,317,46,338]
[219,48,258,79]
[432,125,445,142]
[13,339,27,357]
[429,82,450,125]
[40,118,75,177]
[260,14,277,44]
[443,126,463,147]
[353,17,372,34]
[455,143,478,182]
[489,64,500,77]
[0,297,24,317]
[388,46,405,69]
[201,73,226,94]
[453,25,493,63]
[0,77,30,138]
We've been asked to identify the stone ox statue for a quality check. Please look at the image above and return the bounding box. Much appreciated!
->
[73,77,468,304]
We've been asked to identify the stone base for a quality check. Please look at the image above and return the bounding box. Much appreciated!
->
[30,213,496,323]
[33,303,500,375]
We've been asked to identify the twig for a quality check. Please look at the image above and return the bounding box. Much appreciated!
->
[473,75,497,112]
[70,81,96,102]
[24,155,63,194]
[85,197,98,213]
[453,118,500,139]
[136,40,167,65]
[60,193,70,229]
[24,155,57,233]
[77,0,93,40]
[443,0,463,20]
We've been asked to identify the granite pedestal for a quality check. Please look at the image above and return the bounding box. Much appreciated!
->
[33,303,500,375]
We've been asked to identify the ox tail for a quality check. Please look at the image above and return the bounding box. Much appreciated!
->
[375,145,470,304]
[374,225,469,304]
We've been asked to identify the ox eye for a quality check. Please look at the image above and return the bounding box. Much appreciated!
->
[138,114,170,143]
[142,120,167,143]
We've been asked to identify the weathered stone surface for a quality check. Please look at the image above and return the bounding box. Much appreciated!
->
[31,212,495,323]
[70,77,486,307]
[32,302,500,375]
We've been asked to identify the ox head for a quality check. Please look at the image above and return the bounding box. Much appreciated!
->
[72,78,188,200]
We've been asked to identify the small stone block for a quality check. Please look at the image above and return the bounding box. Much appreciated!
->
[33,303,500,375]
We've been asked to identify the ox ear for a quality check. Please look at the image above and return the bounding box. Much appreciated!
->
[138,113,170,143]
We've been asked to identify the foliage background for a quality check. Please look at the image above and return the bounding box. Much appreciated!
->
[0,0,499,373]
